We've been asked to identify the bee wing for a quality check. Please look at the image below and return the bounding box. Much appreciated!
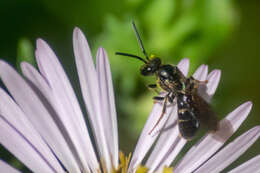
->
[191,94,219,131]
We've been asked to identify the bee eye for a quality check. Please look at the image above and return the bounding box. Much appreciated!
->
[140,65,154,76]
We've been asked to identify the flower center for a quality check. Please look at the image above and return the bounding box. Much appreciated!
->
[110,152,173,173]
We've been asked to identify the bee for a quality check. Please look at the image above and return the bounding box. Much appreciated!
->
[116,22,219,140]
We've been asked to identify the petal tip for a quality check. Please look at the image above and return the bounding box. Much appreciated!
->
[0,60,10,69]
[20,61,32,71]
[182,57,190,62]
[20,61,27,68]
[178,58,190,65]
[36,39,49,52]
[73,27,85,40]
[207,69,221,82]
[20,62,29,75]
[97,47,108,59]
[98,47,105,52]
[215,70,221,78]
[36,38,44,46]
[73,27,82,36]
[178,58,190,76]
[74,26,81,31]
[0,60,6,66]
[212,69,221,75]
[244,101,253,109]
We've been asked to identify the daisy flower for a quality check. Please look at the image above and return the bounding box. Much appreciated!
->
[0,27,258,173]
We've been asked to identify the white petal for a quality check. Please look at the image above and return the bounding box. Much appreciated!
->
[73,28,111,171]
[177,58,190,76]
[128,101,175,172]
[35,39,99,172]
[145,110,185,173]
[0,160,21,173]
[206,69,221,96]
[195,126,260,173]
[157,138,186,170]
[198,70,221,103]
[0,114,57,173]
[0,60,81,173]
[96,48,119,167]
[0,88,64,173]
[174,101,253,173]
[22,62,93,172]
[193,64,208,81]
[228,155,260,173]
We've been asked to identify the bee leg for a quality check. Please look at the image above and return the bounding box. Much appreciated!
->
[148,84,160,94]
[189,76,208,85]
[168,94,175,103]
[148,84,157,88]
[198,80,208,85]
[153,96,165,103]
[149,94,169,135]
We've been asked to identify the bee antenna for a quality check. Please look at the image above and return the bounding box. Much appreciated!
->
[132,21,150,61]
[115,52,147,64]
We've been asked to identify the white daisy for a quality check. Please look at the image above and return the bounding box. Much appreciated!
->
[0,27,258,173]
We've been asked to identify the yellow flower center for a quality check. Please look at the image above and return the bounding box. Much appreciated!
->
[111,152,173,173]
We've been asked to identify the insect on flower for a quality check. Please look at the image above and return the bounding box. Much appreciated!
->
[116,22,219,140]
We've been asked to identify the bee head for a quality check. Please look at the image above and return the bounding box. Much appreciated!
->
[116,21,162,76]
[140,56,161,76]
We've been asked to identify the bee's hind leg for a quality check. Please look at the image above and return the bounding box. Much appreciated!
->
[198,80,208,85]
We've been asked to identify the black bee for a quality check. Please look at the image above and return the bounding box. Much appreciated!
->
[116,22,219,140]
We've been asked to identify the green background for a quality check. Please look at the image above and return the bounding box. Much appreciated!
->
[0,0,259,172]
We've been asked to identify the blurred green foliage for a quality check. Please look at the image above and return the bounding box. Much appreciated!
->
[16,38,35,72]
[0,0,259,172]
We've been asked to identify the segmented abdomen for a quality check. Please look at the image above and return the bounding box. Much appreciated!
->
[177,93,200,140]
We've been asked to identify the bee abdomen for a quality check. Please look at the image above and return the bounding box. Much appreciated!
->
[178,108,200,140]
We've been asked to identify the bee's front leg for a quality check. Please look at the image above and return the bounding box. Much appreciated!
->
[147,84,160,94]
[153,96,165,104]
